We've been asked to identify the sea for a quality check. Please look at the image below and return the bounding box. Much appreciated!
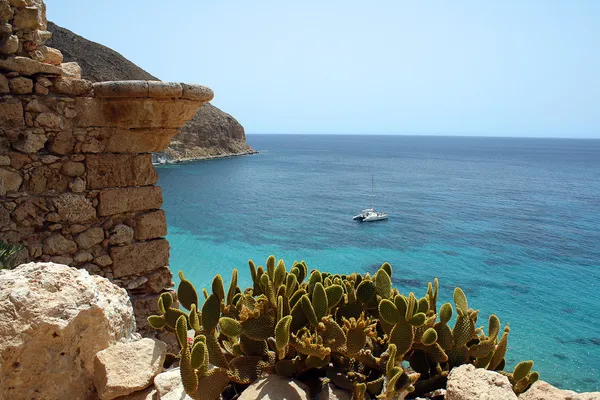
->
[157,134,600,391]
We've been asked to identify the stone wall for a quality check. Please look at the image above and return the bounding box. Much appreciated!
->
[0,0,212,334]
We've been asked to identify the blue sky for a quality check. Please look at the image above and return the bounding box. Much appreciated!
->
[46,1,600,138]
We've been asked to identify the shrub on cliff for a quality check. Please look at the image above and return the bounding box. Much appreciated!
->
[149,256,539,399]
[0,241,23,270]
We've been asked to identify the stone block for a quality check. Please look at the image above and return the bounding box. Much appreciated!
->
[42,232,77,255]
[0,168,22,195]
[0,74,8,93]
[0,97,24,128]
[86,154,157,190]
[42,46,63,65]
[181,83,214,101]
[147,81,182,98]
[52,193,96,223]
[12,6,44,30]
[103,128,180,153]
[75,227,104,249]
[74,97,203,129]
[52,77,93,96]
[98,186,162,216]
[8,77,33,94]
[0,34,18,55]
[135,210,167,240]
[110,239,169,278]
[61,161,85,177]
[93,338,165,400]
[36,112,63,130]
[60,61,81,79]
[11,198,47,227]
[48,130,76,155]
[108,224,134,245]
[93,81,149,98]
[13,132,47,153]
[0,56,62,76]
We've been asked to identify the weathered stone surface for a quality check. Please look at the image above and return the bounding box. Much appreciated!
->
[239,375,311,400]
[148,81,182,98]
[154,367,191,400]
[94,338,166,400]
[74,97,206,129]
[8,76,33,94]
[98,186,162,216]
[52,193,96,223]
[52,76,92,96]
[103,128,180,153]
[26,165,68,194]
[0,34,18,54]
[75,227,104,249]
[0,206,9,228]
[0,74,8,93]
[48,130,75,154]
[42,46,63,65]
[115,386,157,400]
[93,80,149,98]
[11,197,47,227]
[110,239,169,278]
[12,6,44,30]
[60,61,82,78]
[0,167,22,195]
[0,97,24,128]
[109,224,134,245]
[43,232,77,255]
[135,210,167,240]
[0,0,13,23]
[519,381,600,400]
[181,83,214,101]
[446,364,518,400]
[61,161,85,176]
[86,154,157,189]
[0,262,136,400]
[141,267,172,294]
[0,56,62,75]
[36,112,63,129]
[13,132,47,153]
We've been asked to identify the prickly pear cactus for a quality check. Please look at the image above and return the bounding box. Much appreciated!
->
[148,257,538,400]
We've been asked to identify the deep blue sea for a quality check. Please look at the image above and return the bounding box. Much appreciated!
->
[157,134,600,391]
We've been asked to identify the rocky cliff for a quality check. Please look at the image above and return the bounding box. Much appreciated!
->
[46,22,255,163]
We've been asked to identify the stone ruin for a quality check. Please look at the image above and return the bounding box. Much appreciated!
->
[0,0,213,334]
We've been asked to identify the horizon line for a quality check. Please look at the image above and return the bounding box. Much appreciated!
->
[245,132,600,140]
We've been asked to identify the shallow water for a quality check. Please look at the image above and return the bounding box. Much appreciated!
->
[158,134,600,391]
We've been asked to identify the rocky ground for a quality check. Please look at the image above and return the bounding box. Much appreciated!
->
[46,22,256,163]
[1,262,599,400]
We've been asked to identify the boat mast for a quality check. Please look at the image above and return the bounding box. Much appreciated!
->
[371,174,375,210]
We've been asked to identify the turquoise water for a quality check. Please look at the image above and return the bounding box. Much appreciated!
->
[157,135,600,391]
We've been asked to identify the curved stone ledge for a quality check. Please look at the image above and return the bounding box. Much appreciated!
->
[93,80,214,101]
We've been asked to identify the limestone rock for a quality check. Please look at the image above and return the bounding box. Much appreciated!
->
[13,5,44,30]
[75,226,105,249]
[110,239,169,278]
[60,61,82,78]
[94,338,166,400]
[446,364,518,400]
[135,210,167,240]
[52,192,96,223]
[13,132,47,153]
[98,186,162,216]
[36,112,63,129]
[0,74,8,93]
[109,224,134,245]
[0,262,136,400]
[0,34,18,54]
[519,381,600,400]
[0,167,22,195]
[52,76,92,96]
[115,386,157,400]
[0,55,62,75]
[48,130,76,154]
[9,76,33,94]
[42,46,63,65]
[0,0,12,23]
[238,375,311,400]
[11,197,47,227]
[42,232,77,255]
[0,97,25,128]
[61,160,85,176]
[154,367,191,400]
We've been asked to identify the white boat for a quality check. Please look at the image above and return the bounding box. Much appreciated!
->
[353,176,388,222]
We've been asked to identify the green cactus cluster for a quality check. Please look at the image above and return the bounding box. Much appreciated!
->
[148,257,538,400]
[0,240,23,270]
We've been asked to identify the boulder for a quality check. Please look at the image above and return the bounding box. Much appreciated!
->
[0,262,136,400]
[238,375,311,400]
[94,338,166,400]
[154,367,191,400]
[519,381,600,400]
[446,364,518,400]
